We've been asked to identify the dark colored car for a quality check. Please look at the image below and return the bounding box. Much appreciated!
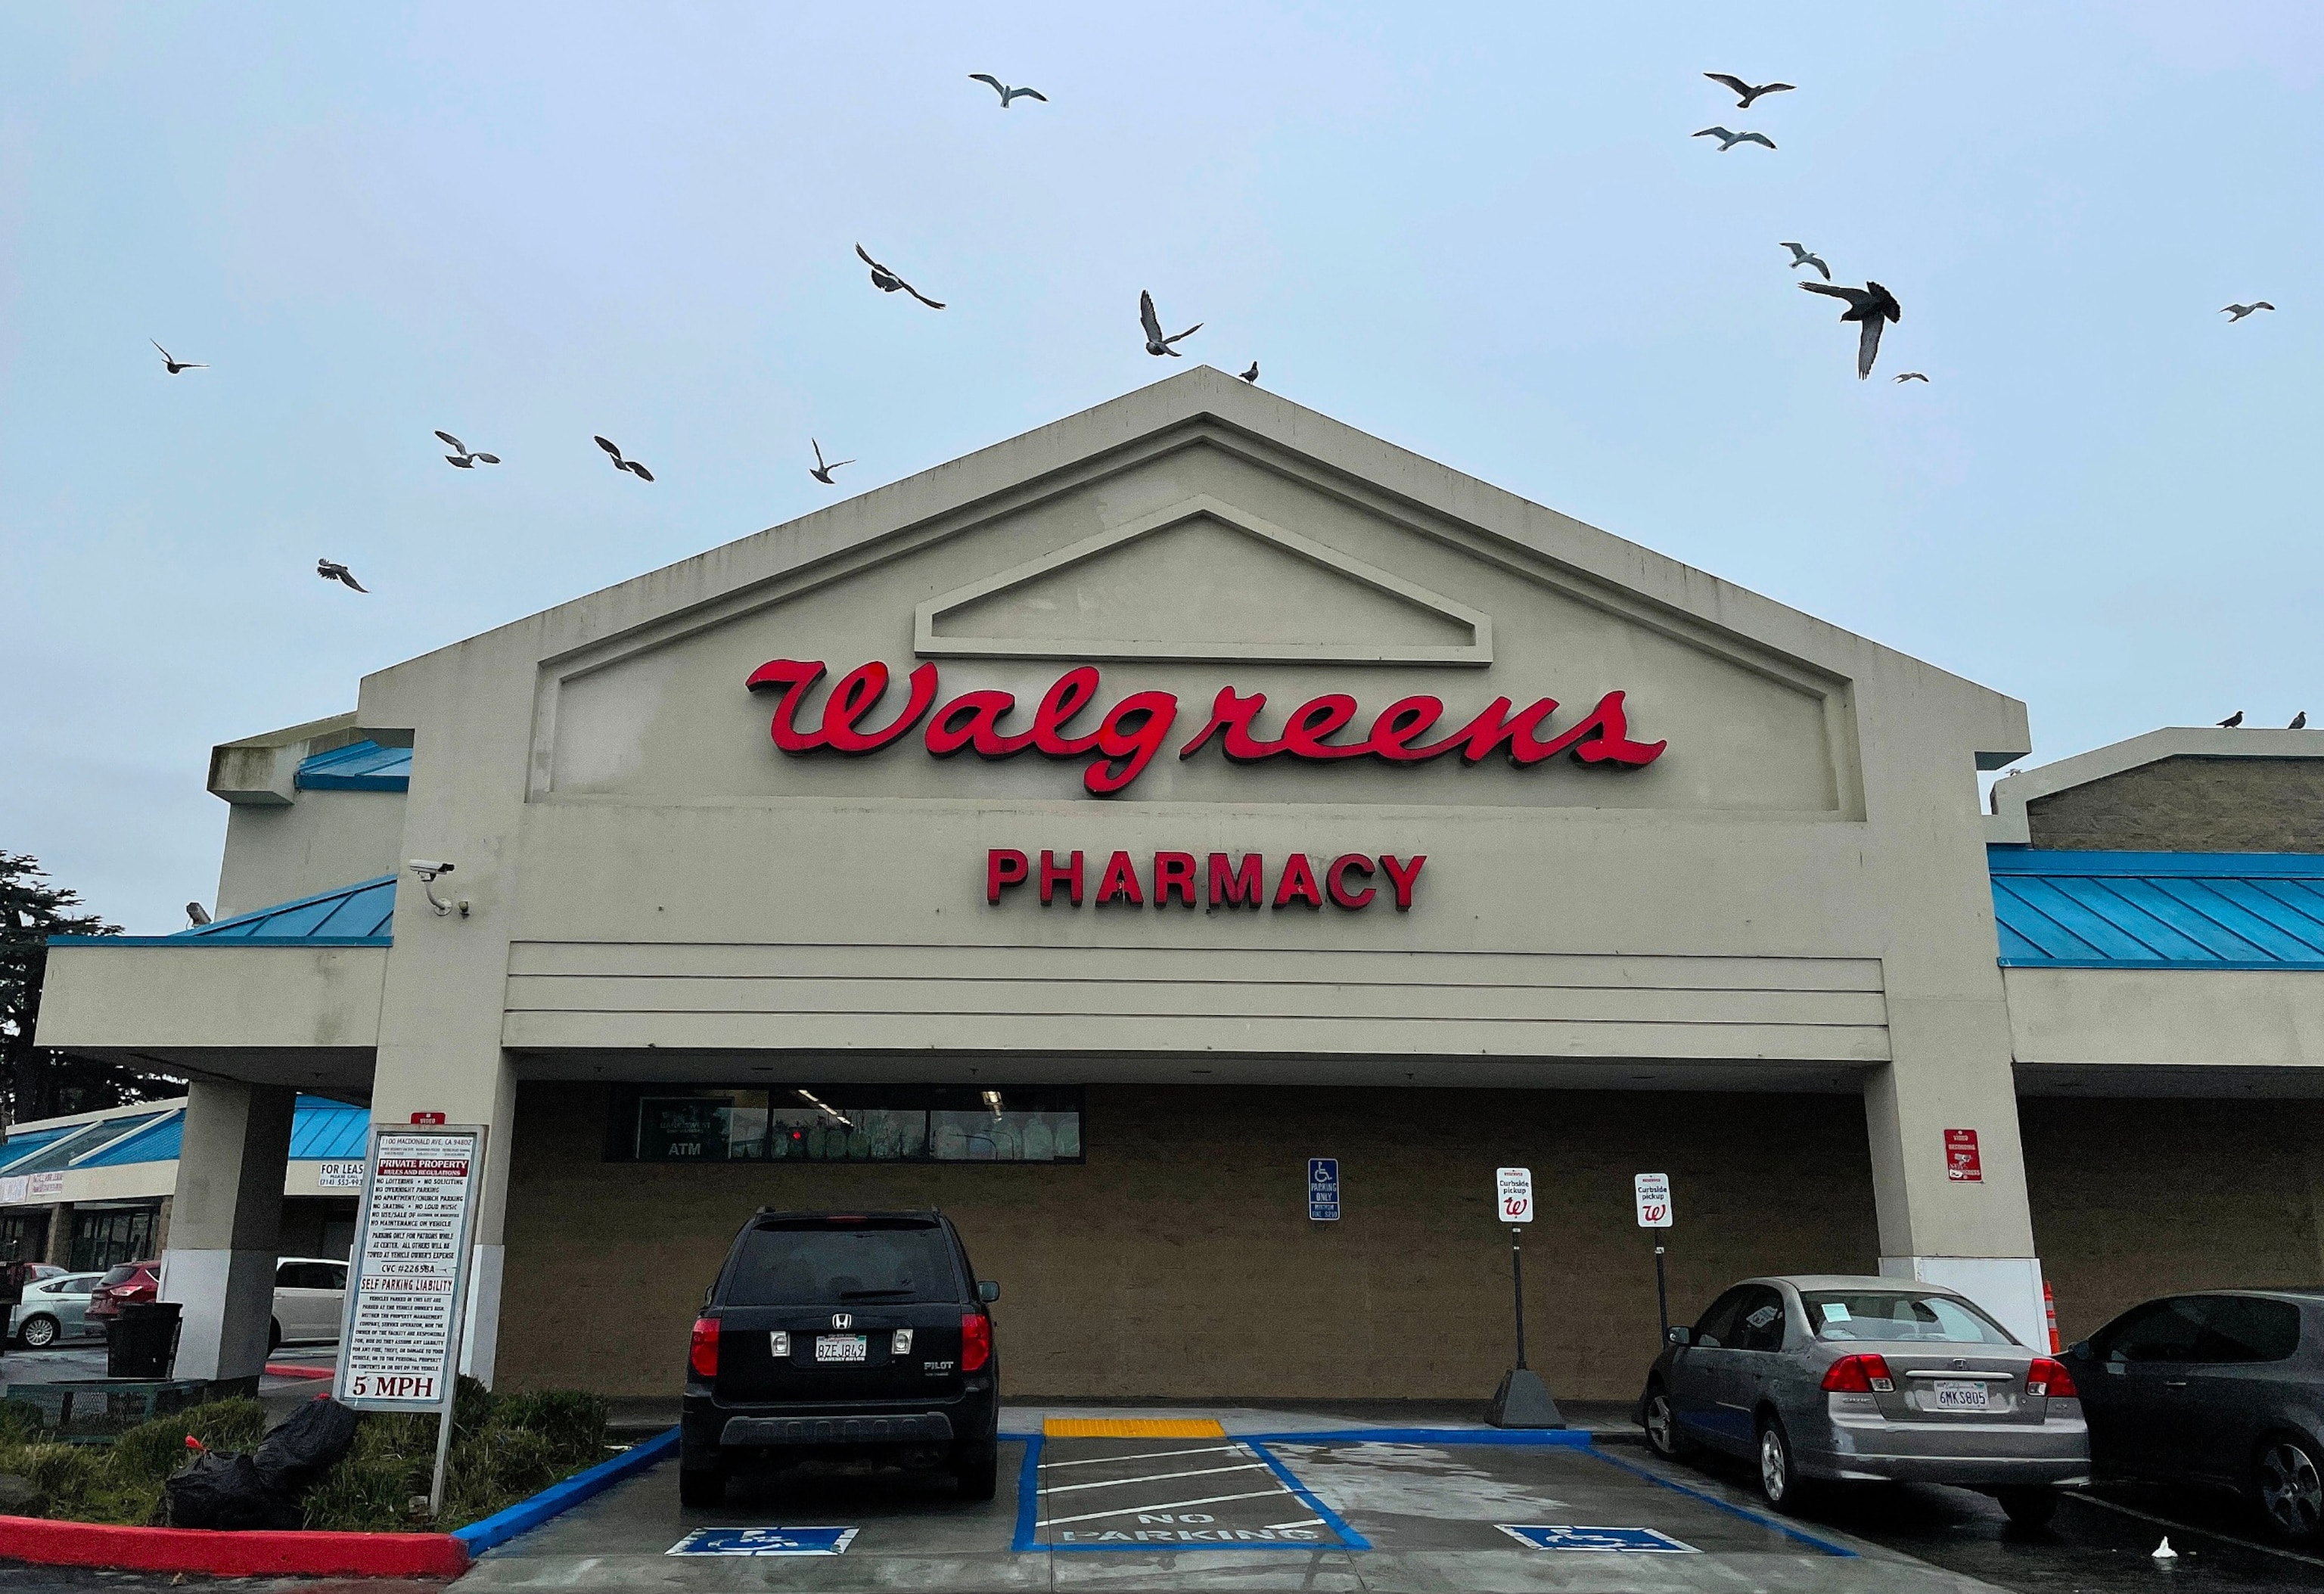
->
[2062,1288,2324,1542]
[83,1260,161,1328]
[680,1210,1001,1508]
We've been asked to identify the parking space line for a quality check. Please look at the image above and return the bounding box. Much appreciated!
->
[1039,1443,1244,1469]
[1041,1461,1271,1495]
[2075,1492,2324,1570]
[1584,1447,1858,1558]
[1264,1517,1325,1531]
[1244,1439,1370,1552]
[1039,1487,1295,1527]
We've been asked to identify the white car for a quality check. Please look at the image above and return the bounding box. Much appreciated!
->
[270,1256,349,1351]
[11,1271,104,1347]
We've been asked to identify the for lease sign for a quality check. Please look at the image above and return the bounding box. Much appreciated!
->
[337,1128,484,1411]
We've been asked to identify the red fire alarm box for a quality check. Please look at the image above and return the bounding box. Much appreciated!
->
[1943,1128,1982,1182]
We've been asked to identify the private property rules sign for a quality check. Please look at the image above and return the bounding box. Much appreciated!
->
[336,1126,486,1412]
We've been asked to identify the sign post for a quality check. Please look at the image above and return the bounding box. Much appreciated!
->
[334,1123,487,1518]
[1633,1172,1674,1341]
[1487,1168,1562,1429]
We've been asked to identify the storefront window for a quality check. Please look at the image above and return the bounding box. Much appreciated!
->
[613,1086,1082,1164]
[69,1205,157,1272]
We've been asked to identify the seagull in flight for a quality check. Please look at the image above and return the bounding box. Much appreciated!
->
[186,903,212,927]
[1894,371,1929,383]
[595,436,654,481]
[2218,710,2244,728]
[151,340,207,374]
[1695,126,1775,151]
[1139,290,1201,356]
[969,73,1048,107]
[809,439,854,485]
[2221,302,2275,322]
[317,559,368,592]
[1239,362,1259,384]
[435,430,499,468]
[1799,280,1902,379]
[855,244,946,309]
[1704,73,1794,108]
[1782,242,1830,281]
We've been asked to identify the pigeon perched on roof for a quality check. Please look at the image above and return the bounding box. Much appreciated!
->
[2218,710,2245,728]
[1782,242,1830,281]
[2221,302,2274,322]
[317,559,368,592]
[969,74,1048,107]
[1239,362,1259,384]
[595,436,654,481]
[1799,280,1902,379]
[1695,126,1776,151]
[1139,291,1201,356]
[151,340,206,374]
[435,431,499,468]
[809,439,853,486]
[2291,711,2308,729]
[856,244,946,309]
[1704,73,1794,108]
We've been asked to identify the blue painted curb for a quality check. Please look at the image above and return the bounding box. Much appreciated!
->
[453,1427,681,1555]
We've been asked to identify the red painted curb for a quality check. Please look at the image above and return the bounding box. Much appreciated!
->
[0,1515,469,1577]
[263,1362,335,1379]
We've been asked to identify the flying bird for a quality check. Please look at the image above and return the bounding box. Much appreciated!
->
[317,559,368,592]
[1782,242,1830,281]
[595,436,654,481]
[1239,362,1259,384]
[1704,73,1794,108]
[435,430,499,468]
[1894,371,1929,383]
[186,903,212,927]
[2218,710,2244,728]
[1139,290,1201,356]
[1695,126,1775,151]
[969,73,1048,107]
[855,244,945,309]
[809,439,853,486]
[1799,280,1902,379]
[2220,302,2275,322]
[151,340,207,374]
[2291,711,2308,729]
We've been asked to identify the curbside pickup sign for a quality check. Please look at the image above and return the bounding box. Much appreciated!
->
[1496,1167,1533,1224]
[335,1125,486,1410]
[1633,1172,1673,1229]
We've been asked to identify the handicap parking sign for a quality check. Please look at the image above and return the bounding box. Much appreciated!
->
[1307,1157,1341,1222]
[667,1527,859,1556]
[1496,1524,1698,1554]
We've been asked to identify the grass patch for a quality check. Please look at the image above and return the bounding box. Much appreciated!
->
[0,1380,611,1532]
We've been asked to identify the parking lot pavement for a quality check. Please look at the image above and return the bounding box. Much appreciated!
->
[0,1339,341,1397]
[455,1410,2009,1592]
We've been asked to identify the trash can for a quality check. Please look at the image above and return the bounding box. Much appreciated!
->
[107,1301,182,1379]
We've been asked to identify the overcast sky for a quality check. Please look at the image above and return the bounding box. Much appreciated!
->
[3,3,2319,932]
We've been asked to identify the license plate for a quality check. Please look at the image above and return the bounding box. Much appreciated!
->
[1931,1380,1990,1410]
[815,1335,868,1363]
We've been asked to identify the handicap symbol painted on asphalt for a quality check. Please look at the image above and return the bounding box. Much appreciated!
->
[666,1526,859,1556]
[1496,1524,1699,1553]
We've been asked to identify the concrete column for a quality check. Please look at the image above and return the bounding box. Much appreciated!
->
[42,1204,72,1267]
[160,1080,294,1383]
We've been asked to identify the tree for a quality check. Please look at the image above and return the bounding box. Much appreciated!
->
[1,852,175,1129]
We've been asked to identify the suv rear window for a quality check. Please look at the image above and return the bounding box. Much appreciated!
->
[98,1264,139,1288]
[726,1219,958,1307]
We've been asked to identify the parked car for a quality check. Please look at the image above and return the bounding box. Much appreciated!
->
[9,1271,105,1347]
[680,1210,1001,1507]
[1640,1274,2090,1524]
[84,1259,161,1328]
[2061,1288,2324,1543]
[270,1257,349,1350]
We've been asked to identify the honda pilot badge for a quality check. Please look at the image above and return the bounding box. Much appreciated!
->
[831,1312,853,1330]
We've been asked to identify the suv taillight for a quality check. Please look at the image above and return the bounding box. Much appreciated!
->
[2026,1356,2076,1398]
[1821,1353,1895,1394]
[689,1317,719,1379]
[960,1312,992,1372]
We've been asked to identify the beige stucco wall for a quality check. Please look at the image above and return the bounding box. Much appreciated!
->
[216,790,407,918]
[2006,966,2324,1073]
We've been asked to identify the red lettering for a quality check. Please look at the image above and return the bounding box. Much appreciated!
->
[986,849,1029,903]
[1086,691,1179,796]
[1412,695,1562,765]
[1207,853,1263,909]
[1153,851,1198,907]
[926,690,1035,757]
[1177,688,1284,762]
[1367,697,1446,760]
[822,661,941,755]
[1279,694,1369,759]
[1032,666,1105,756]
[1095,850,1145,906]
[1326,854,1377,909]
[745,659,834,752]
[1272,853,1324,909]
[1039,850,1083,906]
[1540,689,1667,767]
[1379,853,1426,910]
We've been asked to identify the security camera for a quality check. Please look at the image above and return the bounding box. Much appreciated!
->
[407,860,454,881]
[407,860,459,917]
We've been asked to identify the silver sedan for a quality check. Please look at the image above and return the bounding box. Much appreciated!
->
[1639,1274,2091,1525]
[9,1271,105,1349]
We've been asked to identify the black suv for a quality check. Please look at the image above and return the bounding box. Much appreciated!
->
[681,1210,1002,1505]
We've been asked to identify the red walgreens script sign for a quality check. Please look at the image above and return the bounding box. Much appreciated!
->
[745,660,1666,796]
[1944,1128,1983,1182]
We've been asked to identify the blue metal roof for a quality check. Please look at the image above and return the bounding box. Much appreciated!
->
[296,739,412,791]
[0,1126,74,1172]
[70,1095,367,1167]
[1992,847,2324,970]
[51,877,396,948]
[68,1110,184,1168]
[4,1112,170,1174]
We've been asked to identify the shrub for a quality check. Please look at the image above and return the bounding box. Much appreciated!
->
[110,1398,267,1486]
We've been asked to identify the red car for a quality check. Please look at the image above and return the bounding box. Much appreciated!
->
[84,1260,161,1328]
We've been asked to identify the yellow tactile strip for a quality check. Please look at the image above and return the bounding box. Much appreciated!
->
[1042,1417,1228,1439]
